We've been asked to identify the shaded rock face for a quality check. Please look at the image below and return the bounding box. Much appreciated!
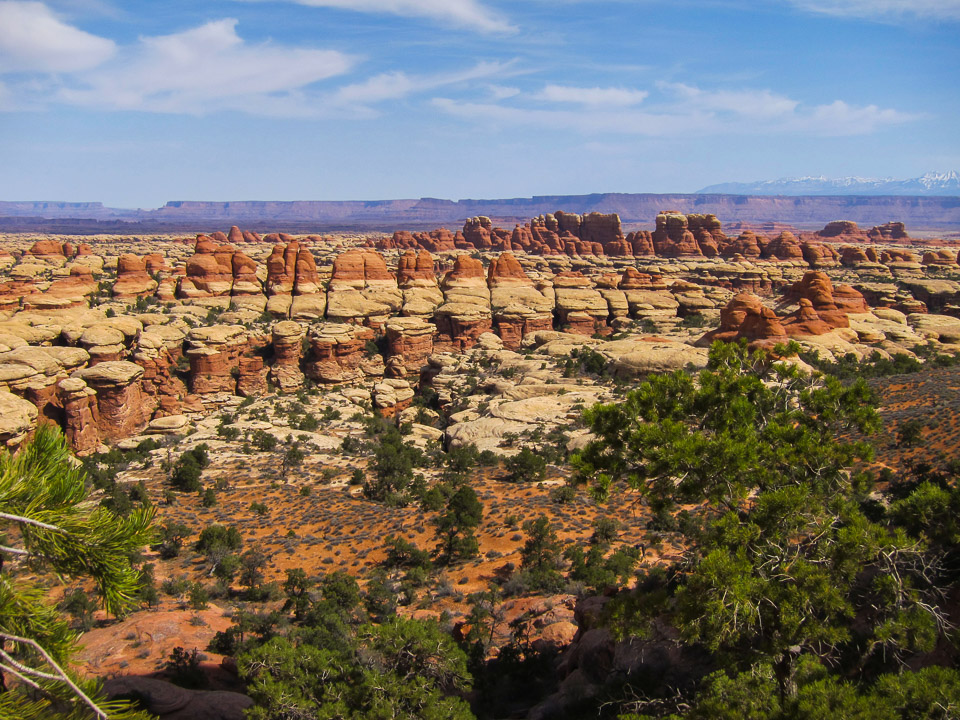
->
[269,320,306,391]
[58,377,99,454]
[77,361,152,441]
[185,326,251,396]
[0,390,39,450]
[699,293,788,347]
[103,676,252,720]
[236,356,267,397]
[305,323,375,383]
[385,317,434,375]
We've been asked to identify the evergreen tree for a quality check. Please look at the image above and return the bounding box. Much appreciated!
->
[0,425,154,719]
[574,340,955,706]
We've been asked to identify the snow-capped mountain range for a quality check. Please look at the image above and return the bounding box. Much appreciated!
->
[696,172,960,196]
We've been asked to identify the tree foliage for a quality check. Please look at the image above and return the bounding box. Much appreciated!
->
[0,426,154,719]
[574,340,957,708]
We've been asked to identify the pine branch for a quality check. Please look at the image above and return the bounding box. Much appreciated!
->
[0,513,63,533]
[0,633,108,720]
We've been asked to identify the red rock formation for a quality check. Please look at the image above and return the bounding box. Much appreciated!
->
[921,249,958,266]
[46,266,98,302]
[619,267,666,290]
[236,357,268,397]
[78,361,152,441]
[332,249,394,284]
[626,230,655,256]
[761,231,804,261]
[487,253,528,285]
[781,271,868,334]
[397,250,436,286]
[269,321,306,392]
[868,221,909,242]
[113,254,158,298]
[815,220,869,242]
[840,246,880,265]
[184,326,251,395]
[800,242,840,267]
[652,212,702,257]
[384,318,434,375]
[880,248,918,263]
[304,324,374,383]
[698,293,788,347]
[721,231,763,259]
[179,239,262,298]
[58,377,100,454]
[27,240,68,257]
[443,255,485,283]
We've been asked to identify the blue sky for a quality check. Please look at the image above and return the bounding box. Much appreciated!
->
[0,0,957,207]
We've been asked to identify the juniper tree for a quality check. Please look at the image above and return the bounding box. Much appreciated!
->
[0,425,154,720]
[574,340,953,705]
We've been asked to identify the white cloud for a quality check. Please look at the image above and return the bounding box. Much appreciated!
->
[0,1,115,73]
[785,0,960,20]
[658,82,798,119]
[55,18,355,114]
[433,82,917,137]
[535,84,648,107]
[798,99,919,135]
[275,0,516,33]
[332,61,510,107]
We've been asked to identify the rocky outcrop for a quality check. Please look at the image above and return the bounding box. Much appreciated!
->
[761,231,804,261]
[177,238,263,303]
[78,361,152,441]
[800,242,840,268]
[0,390,38,449]
[304,323,376,383]
[184,325,250,395]
[103,676,252,720]
[921,249,958,266]
[58,377,100,454]
[815,220,869,242]
[269,321,305,392]
[397,250,443,318]
[781,271,869,335]
[326,250,399,329]
[652,211,703,257]
[553,272,609,336]
[435,256,492,350]
[697,293,788,348]
[384,317,434,376]
[868,221,909,242]
[113,255,158,299]
[236,356,268,397]
[487,253,555,349]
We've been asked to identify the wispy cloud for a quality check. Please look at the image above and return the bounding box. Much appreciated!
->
[331,60,512,109]
[535,84,648,107]
[50,18,355,114]
[433,81,919,137]
[784,0,960,21]
[0,1,115,72]
[255,0,516,33]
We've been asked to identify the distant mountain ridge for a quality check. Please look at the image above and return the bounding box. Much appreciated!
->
[1,192,959,234]
[697,172,960,196]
